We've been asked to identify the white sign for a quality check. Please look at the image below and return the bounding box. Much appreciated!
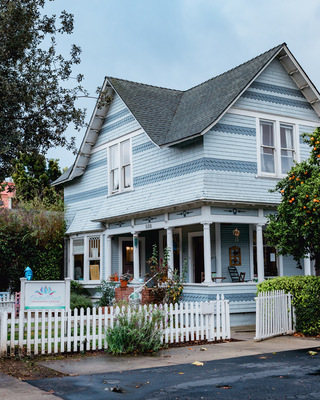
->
[20,278,70,310]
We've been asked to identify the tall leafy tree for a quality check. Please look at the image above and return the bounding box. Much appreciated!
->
[0,0,86,182]
[11,151,64,210]
[266,128,320,275]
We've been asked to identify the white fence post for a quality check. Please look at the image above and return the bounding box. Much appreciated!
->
[0,299,231,357]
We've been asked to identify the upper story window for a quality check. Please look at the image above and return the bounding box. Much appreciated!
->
[109,138,132,194]
[259,120,296,177]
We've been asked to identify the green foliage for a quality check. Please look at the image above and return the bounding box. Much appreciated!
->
[11,152,64,211]
[147,244,186,304]
[0,207,65,292]
[106,308,164,354]
[70,293,93,311]
[70,280,90,297]
[266,128,320,273]
[96,281,117,307]
[257,276,320,336]
[0,0,86,181]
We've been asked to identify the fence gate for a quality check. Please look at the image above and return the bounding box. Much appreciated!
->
[255,290,295,340]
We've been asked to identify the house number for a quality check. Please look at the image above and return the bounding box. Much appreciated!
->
[145,223,152,229]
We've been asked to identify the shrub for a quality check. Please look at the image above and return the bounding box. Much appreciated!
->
[257,276,320,336]
[106,307,164,354]
[71,280,91,297]
[70,293,93,311]
[96,281,117,307]
[0,207,65,292]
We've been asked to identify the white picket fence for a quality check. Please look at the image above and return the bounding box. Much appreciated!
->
[0,296,230,357]
[255,290,295,340]
[0,293,15,313]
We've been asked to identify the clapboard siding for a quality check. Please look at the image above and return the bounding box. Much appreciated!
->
[283,255,303,276]
[97,171,205,220]
[234,59,320,122]
[94,93,141,147]
[203,170,280,204]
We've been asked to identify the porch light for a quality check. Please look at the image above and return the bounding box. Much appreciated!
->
[233,227,240,242]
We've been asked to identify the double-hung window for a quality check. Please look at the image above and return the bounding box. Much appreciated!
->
[72,235,101,282]
[109,138,132,194]
[260,120,296,177]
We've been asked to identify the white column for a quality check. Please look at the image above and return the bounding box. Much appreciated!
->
[304,254,312,276]
[215,223,222,276]
[202,222,212,283]
[256,224,264,283]
[105,235,112,280]
[166,227,174,279]
[133,232,140,282]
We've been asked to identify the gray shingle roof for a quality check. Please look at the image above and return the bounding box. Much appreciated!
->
[107,43,284,146]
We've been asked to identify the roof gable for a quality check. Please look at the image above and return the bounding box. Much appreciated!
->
[54,43,320,185]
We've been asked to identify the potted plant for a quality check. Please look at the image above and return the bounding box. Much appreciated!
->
[109,272,118,282]
[120,272,132,288]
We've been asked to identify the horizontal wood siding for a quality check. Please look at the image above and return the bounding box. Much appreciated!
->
[234,59,320,122]
[282,255,303,276]
[94,93,141,147]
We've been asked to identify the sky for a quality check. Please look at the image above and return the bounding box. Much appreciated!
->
[44,0,320,169]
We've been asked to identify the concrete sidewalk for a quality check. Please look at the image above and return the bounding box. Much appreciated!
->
[1,327,319,400]
[38,327,320,376]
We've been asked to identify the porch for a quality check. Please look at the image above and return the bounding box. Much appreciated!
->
[68,204,314,289]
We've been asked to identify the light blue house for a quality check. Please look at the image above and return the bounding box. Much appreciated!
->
[54,43,320,324]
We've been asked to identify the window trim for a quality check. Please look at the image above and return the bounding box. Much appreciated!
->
[108,137,133,195]
[257,117,299,178]
[70,234,103,284]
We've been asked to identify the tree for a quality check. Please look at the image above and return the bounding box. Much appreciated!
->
[0,0,86,182]
[266,127,320,275]
[11,151,64,210]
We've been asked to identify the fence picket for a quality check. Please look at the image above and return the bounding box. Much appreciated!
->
[0,299,231,357]
[255,290,295,340]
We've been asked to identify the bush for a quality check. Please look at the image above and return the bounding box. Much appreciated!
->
[106,307,164,354]
[70,293,93,311]
[0,207,65,292]
[71,280,91,297]
[257,276,320,336]
[96,281,117,307]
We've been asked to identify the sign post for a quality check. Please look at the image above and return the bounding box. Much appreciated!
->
[20,277,71,310]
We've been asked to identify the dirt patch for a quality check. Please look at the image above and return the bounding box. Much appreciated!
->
[0,357,68,380]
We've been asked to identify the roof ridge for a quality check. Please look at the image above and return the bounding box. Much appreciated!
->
[187,43,285,92]
[106,76,183,93]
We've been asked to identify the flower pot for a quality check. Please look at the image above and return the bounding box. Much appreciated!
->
[120,279,128,288]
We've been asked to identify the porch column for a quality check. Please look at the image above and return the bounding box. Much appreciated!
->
[256,224,264,283]
[132,232,140,282]
[304,254,312,276]
[105,235,112,280]
[166,227,174,279]
[215,223,222,276]
[202,222,212,283]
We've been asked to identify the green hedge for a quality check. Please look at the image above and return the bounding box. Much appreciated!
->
[0,208,65,292]
[257,276,320,336]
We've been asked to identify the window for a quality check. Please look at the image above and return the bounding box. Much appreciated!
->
[259,120,296,176]
[72,235,101,282]
[109,138,132,194]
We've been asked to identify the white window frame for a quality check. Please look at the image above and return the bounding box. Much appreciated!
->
[257,117,299,178]
[70,234,103,284]
[108,137,133,194]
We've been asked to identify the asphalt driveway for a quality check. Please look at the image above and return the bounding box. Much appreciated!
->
[28,347,320,400]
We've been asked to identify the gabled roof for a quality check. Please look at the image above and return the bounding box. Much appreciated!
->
[54,43,320,185]
[109,44,286,146]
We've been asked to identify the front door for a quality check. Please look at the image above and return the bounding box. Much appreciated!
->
[193,236,204,283]
[122,241,134,275]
